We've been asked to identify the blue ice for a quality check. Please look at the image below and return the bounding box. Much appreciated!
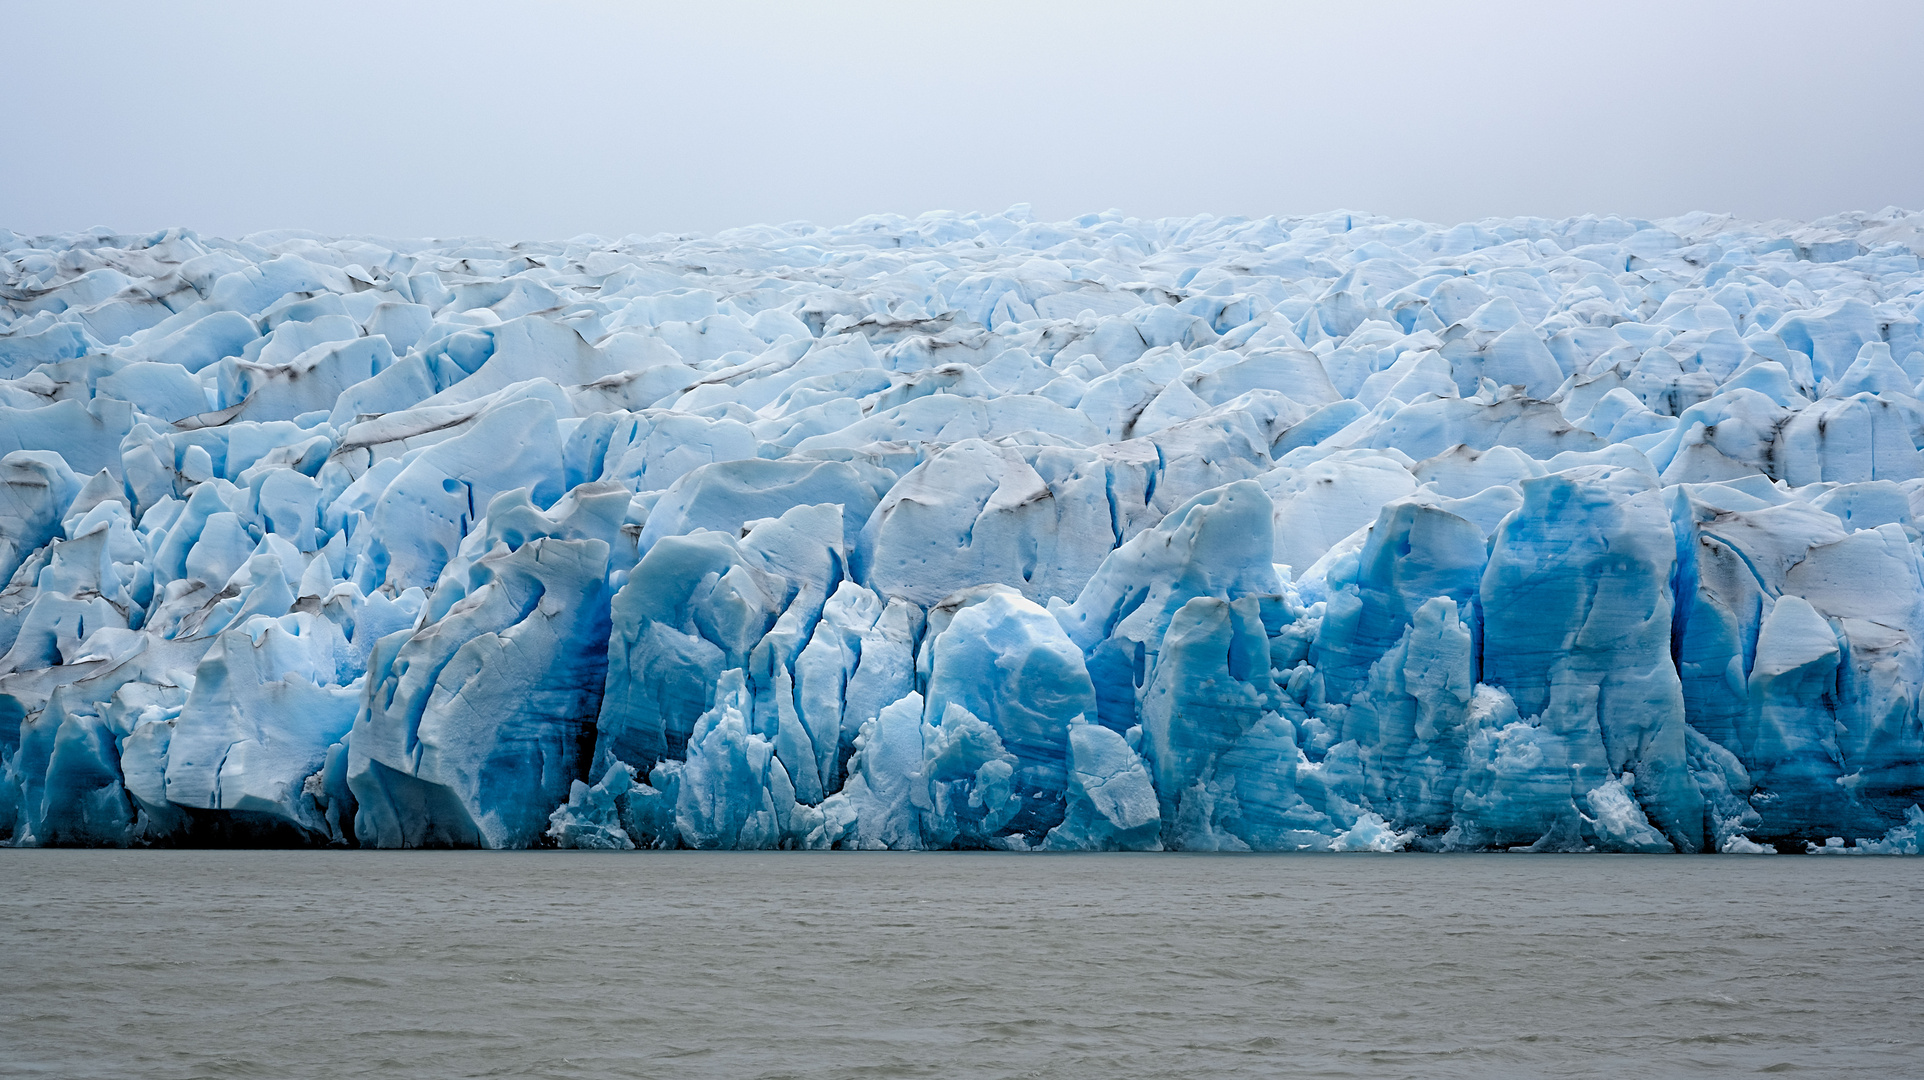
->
[4,208,1924,852]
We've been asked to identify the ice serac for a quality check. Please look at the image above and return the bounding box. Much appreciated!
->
[807,691,908,849]
[1764,526,1924,842]
[163,612,360,838]
[0,452,81,586]
[359,396,568,591]
[595,501,845,789]
[923,586,1098,846]
[1326,591,1479,835]
[860,440,1118,607]
[348,536,611,848]
[6,208,1924,851]
[1473,465,1702,851]
[1044,721,1163,850]
[662,668,817,850]
[1057,479,1281,735]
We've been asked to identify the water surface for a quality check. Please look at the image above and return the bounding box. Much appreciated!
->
[2,852,1918,1079]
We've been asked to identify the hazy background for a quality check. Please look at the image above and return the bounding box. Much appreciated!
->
[7,1,1922,240]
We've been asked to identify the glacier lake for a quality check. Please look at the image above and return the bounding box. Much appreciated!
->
[2,850,1919,1079]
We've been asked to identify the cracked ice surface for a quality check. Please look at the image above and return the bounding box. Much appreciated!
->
[5,206,1924,853]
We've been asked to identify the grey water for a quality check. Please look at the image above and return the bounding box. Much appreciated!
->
[1,852,1919,1080]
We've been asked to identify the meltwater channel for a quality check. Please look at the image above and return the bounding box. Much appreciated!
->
[2,851,1919,1080]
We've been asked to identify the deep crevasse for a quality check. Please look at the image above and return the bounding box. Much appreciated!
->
[4,206,1924,853]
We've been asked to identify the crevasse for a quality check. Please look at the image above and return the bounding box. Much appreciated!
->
[4,207,1924,854]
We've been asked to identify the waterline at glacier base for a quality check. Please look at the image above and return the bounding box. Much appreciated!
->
[4,207,1924,854]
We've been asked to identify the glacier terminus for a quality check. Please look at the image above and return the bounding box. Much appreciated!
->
[4,206,1924,855]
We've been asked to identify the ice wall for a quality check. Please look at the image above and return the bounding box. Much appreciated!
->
[4,206,1924,853]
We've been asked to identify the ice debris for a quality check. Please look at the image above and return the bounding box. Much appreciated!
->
[5,206,1924,852]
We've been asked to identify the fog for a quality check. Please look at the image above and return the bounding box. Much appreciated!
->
[7,1,1921,238]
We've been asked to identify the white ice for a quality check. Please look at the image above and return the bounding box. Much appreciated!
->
[4,205,1924,852]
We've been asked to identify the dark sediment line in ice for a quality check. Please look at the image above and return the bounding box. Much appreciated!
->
[3,207,1924,853]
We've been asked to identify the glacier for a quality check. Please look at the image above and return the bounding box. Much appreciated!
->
[4,206,1924,854]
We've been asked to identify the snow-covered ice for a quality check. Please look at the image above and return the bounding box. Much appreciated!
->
[5,205,1924,852]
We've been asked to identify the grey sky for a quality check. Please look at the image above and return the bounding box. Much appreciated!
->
[6,1,1922,240]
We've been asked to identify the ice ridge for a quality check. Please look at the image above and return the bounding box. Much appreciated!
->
[5,206,1924,853]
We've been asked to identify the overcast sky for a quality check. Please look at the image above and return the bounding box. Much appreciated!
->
[7,1,1922,240]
